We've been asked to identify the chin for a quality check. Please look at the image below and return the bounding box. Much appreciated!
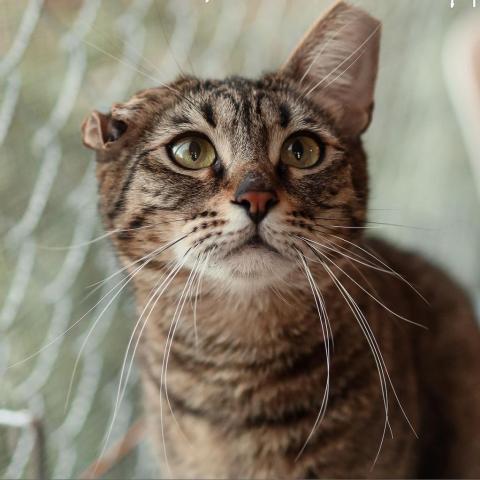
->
[207,245,295,292]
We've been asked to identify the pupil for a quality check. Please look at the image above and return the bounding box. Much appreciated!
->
[292,140,304,160]
[189,141,201,161]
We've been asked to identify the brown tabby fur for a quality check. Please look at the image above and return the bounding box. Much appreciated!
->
[82,1,480,478]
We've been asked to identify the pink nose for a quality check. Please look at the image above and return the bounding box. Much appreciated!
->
[235,190,278,223]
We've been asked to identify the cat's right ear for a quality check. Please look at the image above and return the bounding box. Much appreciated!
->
[281,1,381,137]
[81,111,127,151]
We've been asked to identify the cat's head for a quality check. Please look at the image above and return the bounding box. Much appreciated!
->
[81,1,380,291]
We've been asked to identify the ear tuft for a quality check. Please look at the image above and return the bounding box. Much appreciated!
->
[282,1,381,136]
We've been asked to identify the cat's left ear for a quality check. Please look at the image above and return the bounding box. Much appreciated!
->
[81,110,127,151]
[281,1,381,137]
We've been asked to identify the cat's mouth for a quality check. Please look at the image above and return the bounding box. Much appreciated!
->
[226,233,280,257]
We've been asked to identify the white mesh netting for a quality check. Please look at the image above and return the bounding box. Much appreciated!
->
[1,1,479,478]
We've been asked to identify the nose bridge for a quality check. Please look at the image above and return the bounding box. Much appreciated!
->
[235,170,275,198]
[228,133,274,179]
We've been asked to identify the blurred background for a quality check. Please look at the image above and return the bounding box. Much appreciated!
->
[1,0,479,478]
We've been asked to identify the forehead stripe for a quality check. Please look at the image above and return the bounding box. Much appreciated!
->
[201,102,216,128]
[279,103,291,128]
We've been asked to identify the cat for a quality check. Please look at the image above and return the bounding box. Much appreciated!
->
[81,1,480,478]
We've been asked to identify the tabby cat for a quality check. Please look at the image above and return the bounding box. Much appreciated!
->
[81,1,480,478]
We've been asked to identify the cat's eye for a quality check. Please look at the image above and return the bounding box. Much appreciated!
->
[169,136,216,170]
[280,135,323,169]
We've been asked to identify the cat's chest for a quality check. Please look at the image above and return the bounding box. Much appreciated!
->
[138,288,387,425]
[139,315,417,479]
[136,280,419,478]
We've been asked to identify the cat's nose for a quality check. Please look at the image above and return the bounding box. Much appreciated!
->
[234,189,278,224]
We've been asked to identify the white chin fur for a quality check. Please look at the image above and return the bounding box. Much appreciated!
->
[205,246,294,291]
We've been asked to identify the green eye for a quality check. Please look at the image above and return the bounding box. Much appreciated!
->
[170,136,216,170]
[280,135,322,169]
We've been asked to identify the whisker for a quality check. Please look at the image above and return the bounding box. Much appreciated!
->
[317,239,381,297]
[301,237,426,329]
[290,236,392,450]
[268,285,291,306]
[116,256,190,420]
[163,255,203,430]
[305,226,429,306]
[311,217,432,230]
[327,233,429,305]
[304,23,381,98]
[4,239,175,370]
[307,231,396,275]
[82,17,173,86]
[308,245,418,464]
[85,232,190,295]
[63,260,151,412]
[79,37,202,113]
[294,250,331,461]
[81,38,175,94]
[330,255,418,433]
[153,1,189,78]
[38,218,188,251]
[319,257,391,466]
[299,15,358,86]
[64,234,190,411]
[192,249,214,347]
[160,250,204,475]
[97,249,193,478]
[316,224,387,230]
[38,228,124,251]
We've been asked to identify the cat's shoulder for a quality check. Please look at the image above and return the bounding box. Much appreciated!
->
[364,236,472,307]
[364,236,479,347]
[364,240,480,477]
